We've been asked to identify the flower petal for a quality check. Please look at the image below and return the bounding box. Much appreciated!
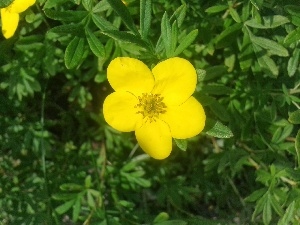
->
[107,57,155,96]
[103,91,140,132]
[8,0,36,13]
[160,97,206,139]
[152,57,197,105]
[135,120,172,159]
[1,9,19,39]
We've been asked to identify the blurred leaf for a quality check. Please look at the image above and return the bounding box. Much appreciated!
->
[204,65,227,81]
[285,27,300,46]
[205,5,228,13]
[245,188,267,202]
[60,183,84,191]
[263,194,272,225]
[107,0,139,35]
[55,199,76,214]
[284,5,300,17]
[64,37,85,69]
[229,7,241,23]
[82,0,93,11]
[161,12,172,57]
[92,0,110,13]
[288,48,300,77]
[205,119,233,138]
[296,130,300,168]
[85,27,105,58]
[289,110,300,124]
[155,221,187,225]
[245,15,289,29]
[174,139,187,151]
[201,84,232,95]
[73,197,81,222]
[153,212,169,223]
[173,29,198,56]
[0,0,13,7]
[278,201,295,225]
[140,0,151,40]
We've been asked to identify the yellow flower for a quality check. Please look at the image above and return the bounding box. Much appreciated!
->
[1,0,36,39]
[103,57,206,160]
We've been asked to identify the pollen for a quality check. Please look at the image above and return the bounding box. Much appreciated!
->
[135,93,167,122]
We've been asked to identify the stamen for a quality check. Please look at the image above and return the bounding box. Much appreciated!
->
[135,93,167,122]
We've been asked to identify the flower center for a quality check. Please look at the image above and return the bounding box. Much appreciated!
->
[135,93,167,122]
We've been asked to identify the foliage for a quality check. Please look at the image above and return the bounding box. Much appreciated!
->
[1,0,300,224]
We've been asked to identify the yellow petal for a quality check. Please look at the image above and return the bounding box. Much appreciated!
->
[7,0,36,13]
[1,8,19,39]
[152,57,197,105]
[135,120,172,159]
[103,91,140,132]
[107,57,155,96]
[160,97,206,139]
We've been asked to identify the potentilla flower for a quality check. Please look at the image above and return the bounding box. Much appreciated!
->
[103,57,206,159]
[1,0,36,39]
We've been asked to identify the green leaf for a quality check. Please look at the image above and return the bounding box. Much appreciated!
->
[48,23,83,35]
[289,110,300,124]
[92,0,110,13]
[278,201,295,225]
[201,84,232,95]
[215,23,243,49]
[140,0,151,39]
[106,0,139,35]
[85,27,105,58]
[173,29,198,56]
[60,183,84,191]
[155,220,187,225]
[44,9,87,22]
[284,28,300,46]
[229,7,241,23]
[64,37,85,69]
[205,5,228,14]
[55,199,76,214]
[245,188,267,202]
[92,14,117,31]
[285,5,300,17]
[252,44,278,77]
[82,0,93,11]
[101,30,148,48]
[174,139,187,151]
[204,65,227,81]
[245,15,289,29]
[161,12,172,57]
[250,35,288,57]
[288,48,300,77]
[153,212,169,223]
[209,100,230,122]
[171,5,187,28]
[52,193,78,200]
[263,194,272,225]
[296,130,300,168]
[205,119,233,138]
[43,0,68,9]
[73,197,81,222]
[0,0,13,8]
